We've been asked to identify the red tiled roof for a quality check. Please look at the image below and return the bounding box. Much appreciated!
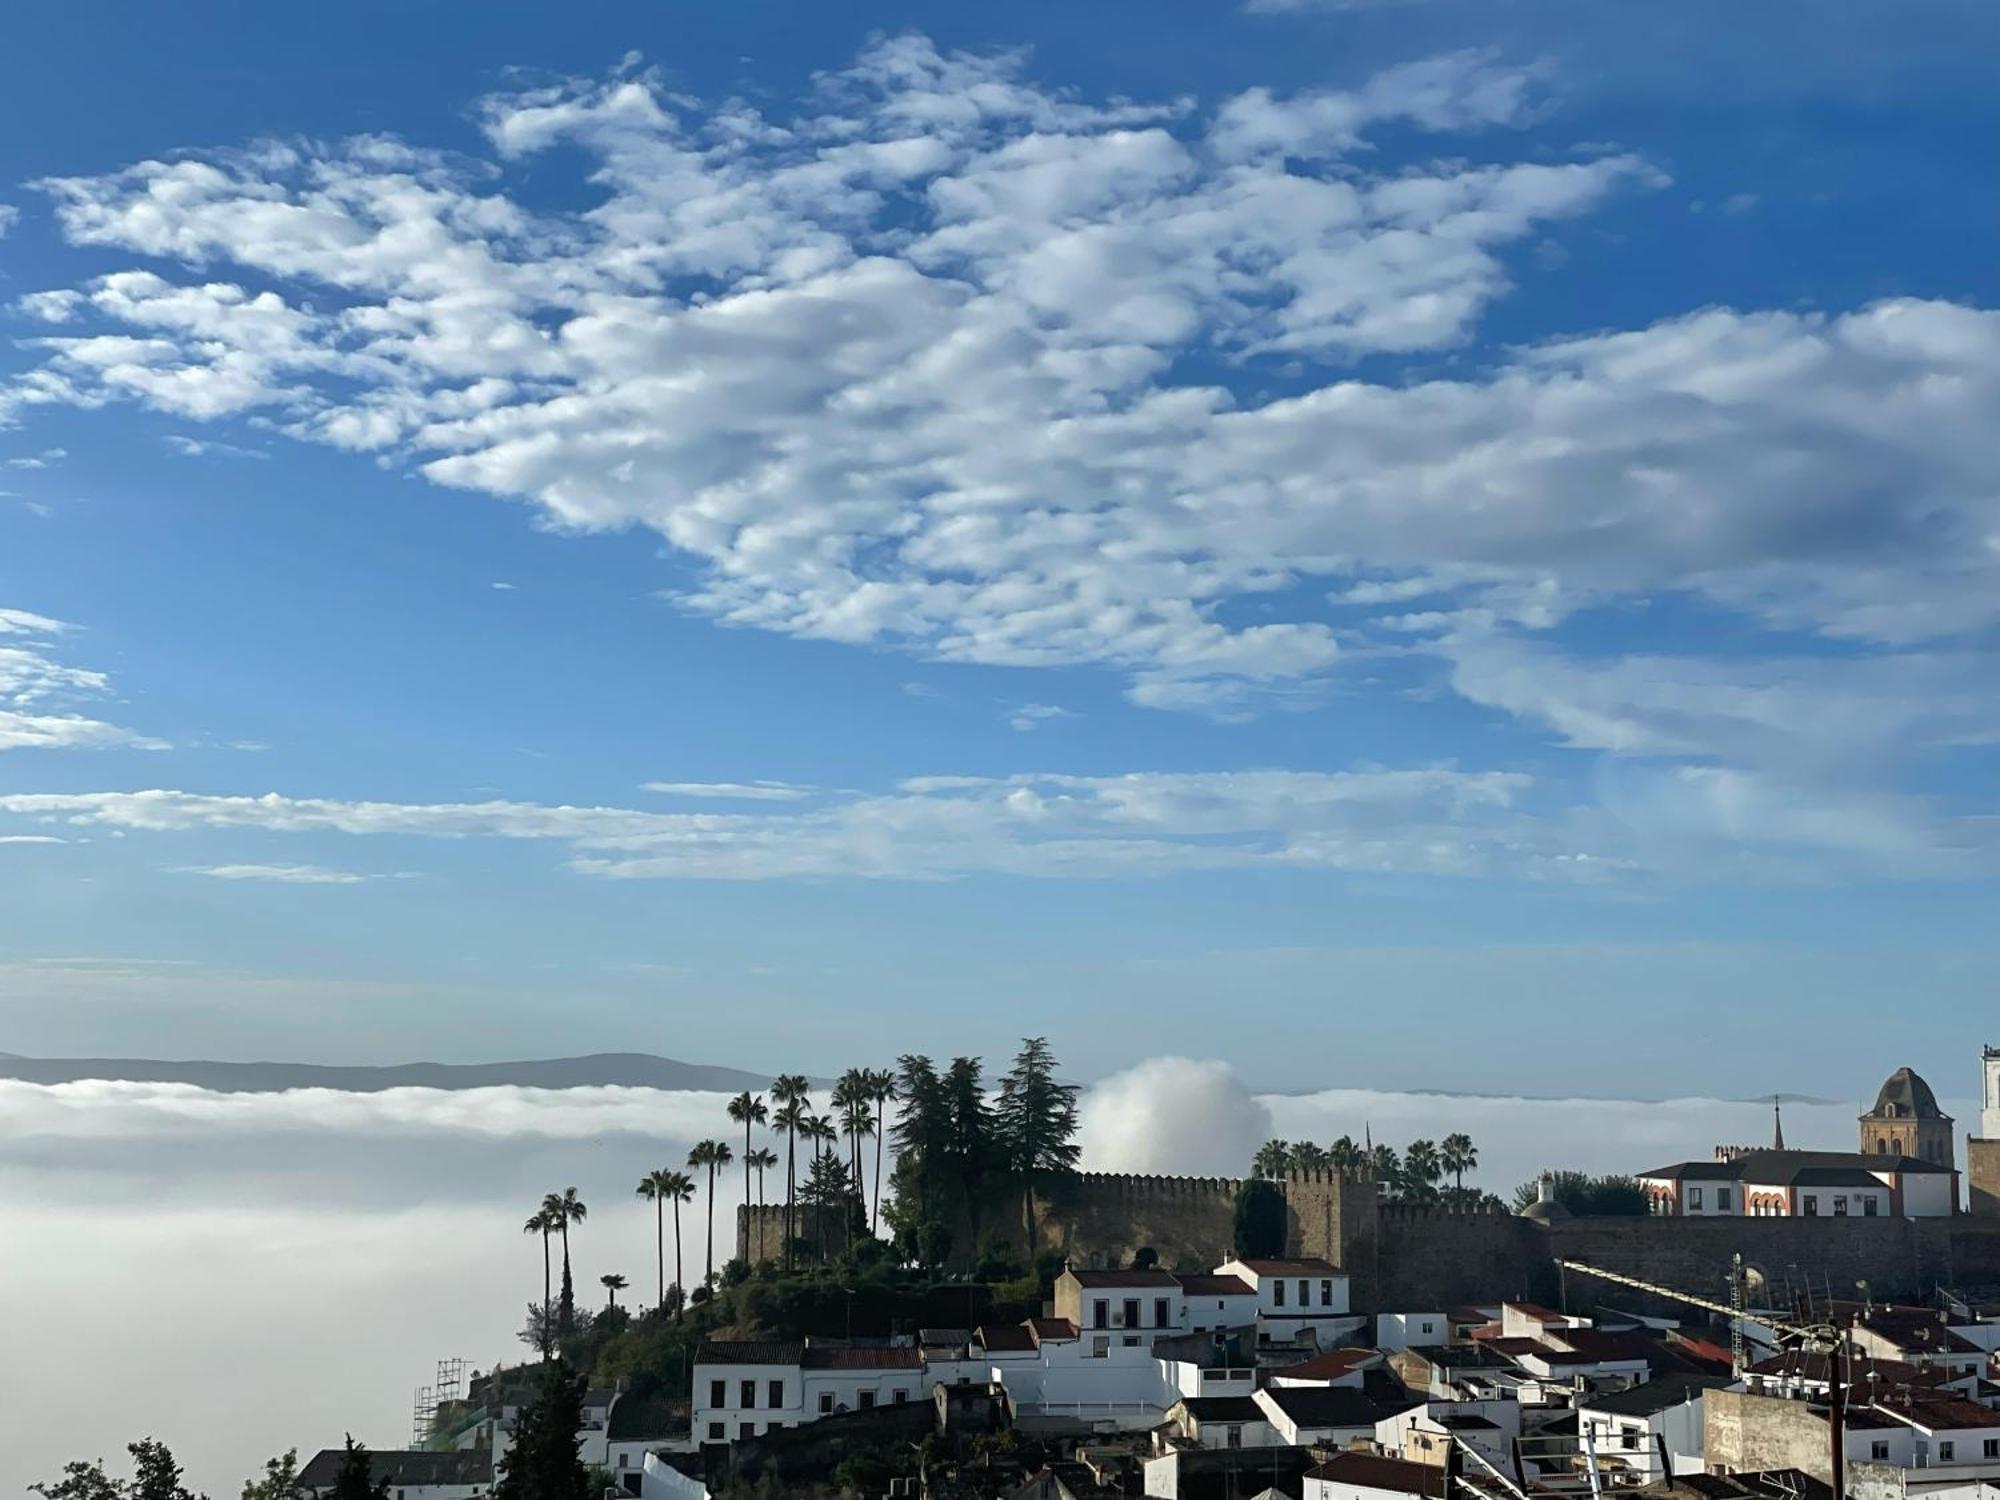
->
[1504,1302,1567,1323]
[977,1323,1036,1353]
[1065,1267,1181,1287]
[801,1346,922,1371]
[1030,1318,1080,1344]
[1305,1452,1447,1498]
[1279,1347,1379,1381]
[1175,1274,1256,1297]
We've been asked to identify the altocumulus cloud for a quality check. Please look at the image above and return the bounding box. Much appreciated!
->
[3,38,1996,875]
[0,607,165,753]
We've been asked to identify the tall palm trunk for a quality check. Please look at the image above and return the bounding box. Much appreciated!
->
[704,1158,718,1288]
[872,1094,886,1235]
[743,1116,754,1263]
[784,1120,797,1272]
[541,1225,553,1358]
[654,1196,665,1311]
[672,1198,685,1322]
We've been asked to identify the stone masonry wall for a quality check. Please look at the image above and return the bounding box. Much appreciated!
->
[1969,1138,2000,1218]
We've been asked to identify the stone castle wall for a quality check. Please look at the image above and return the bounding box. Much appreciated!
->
[738,1174,2000,1310]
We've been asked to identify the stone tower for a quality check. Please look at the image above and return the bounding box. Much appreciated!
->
[1983,1047,2000,1142]
[1860,1066,1954,1167]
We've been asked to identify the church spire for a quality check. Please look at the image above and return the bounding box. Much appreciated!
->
[1773,1096,1785,1151]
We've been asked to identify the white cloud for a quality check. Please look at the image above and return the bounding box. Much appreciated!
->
[1008,702,1072,732]
[0,609,166,752]
[1079,1057,1274,1175]
[0,769,1575,882]
[171,862,385,884]
[163,433,268,460]
[2,41,1671,706]
[0,834,66,845]
[640,780,812,800]
[0,204,16,237]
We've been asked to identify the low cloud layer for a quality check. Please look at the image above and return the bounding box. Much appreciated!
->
[10,1065,1972,1498]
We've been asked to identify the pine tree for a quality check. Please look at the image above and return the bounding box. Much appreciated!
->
[128,1442,203,1500]
[325,1438,389,1500]
[495,1362,592,1500]
[996,1037,1081,1251]
[239,1451,307,1500]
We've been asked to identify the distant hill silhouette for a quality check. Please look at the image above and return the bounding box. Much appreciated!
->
[0,1051,780,1094]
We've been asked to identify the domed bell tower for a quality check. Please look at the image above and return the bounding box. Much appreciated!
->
[1860,1066,1954,1168]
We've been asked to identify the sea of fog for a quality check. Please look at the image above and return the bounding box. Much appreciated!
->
[2,1062,1972,1496]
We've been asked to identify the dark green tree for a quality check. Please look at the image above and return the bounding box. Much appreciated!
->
[942,1056,997,1262]
[495,1362,592,1500]
[239,1450,306,1500]
[30,1460,127,1500]
[129,1441,203,1500]
[996,1037,1082,1252]
[1232,1178,1286,1258]
[1512,1171,1649,1216]
[324,1438,389,1500]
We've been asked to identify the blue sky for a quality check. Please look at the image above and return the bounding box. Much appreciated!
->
[0,1,1995,1092]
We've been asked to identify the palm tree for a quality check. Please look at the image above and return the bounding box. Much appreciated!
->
[601,1273,628,1310]
[866,1068,898,1235]
[770,1075,811,1269]
[1291,1141,1331,1174]
[542,1187,587,1340]
[746,1147,778,1260]
[522,1208,555,1358]
[1441,1132,1478,1195]
[1252,1139,1293,1179]
[662,1169,695,1316]
[1328,1135,1364,1175]
[803,1113,840,1259]
[688,1139,734,1290]
[839,1081,876,1198]
[726,1091,768,1247]
[1404,1138,1442,1201]
[635,1169,678,1311]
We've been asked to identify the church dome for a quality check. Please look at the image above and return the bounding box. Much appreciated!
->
[1869,1067,1944,1120]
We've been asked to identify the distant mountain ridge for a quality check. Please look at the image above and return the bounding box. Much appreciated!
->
[0,1051,779,1094]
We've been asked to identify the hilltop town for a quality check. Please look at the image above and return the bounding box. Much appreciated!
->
[44,1043,2000,1500]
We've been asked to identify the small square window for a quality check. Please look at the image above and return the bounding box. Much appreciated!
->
[708,1422,725,1441]
[1872,1442,1890,1461]
[859,1390,876,1410]
[1940,1443,1955,1462]
[818,1392,834,1414]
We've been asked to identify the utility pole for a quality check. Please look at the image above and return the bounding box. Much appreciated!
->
[1556,1259,1851,1499]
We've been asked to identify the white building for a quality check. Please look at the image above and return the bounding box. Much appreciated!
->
[690,1340,922,1445]
[1376,1313,1451,1353]
[1055,1268,1186,1346]
[1376,1401,1520,1470]
[1175,1273,1261,1333]
[299,1450,491,1500]
[1162,1394,1280,1450]
[1636,1151,1956,1218]
[1214,1257,1360,1346]
[1252,1385,1417,1448]
[1270,1348,1382,1389]
[1575,1374,1724,1482]
[1304,1452,1447,1500]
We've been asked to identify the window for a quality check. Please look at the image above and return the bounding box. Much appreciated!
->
[1864,1197,1880,1217]
[1298,1279,1310,1307]
[708,1422,725,1441]
[1320,1279,1334,1307]
[1716,1189,1732,1212]
[1623,1430,1640,1451]
[1155,1297,1171,1327]
[1273,1280,1286,1307]
[893,1389,908,1404]
[1093,1336,1110,1358]
[1123,1335,1140,1347]
[768,1379,784,1407]
[1421,1321,1435,1335]
[1834,1195,1849,1216]
[1803,1195,1819,1216]
[1872,1442,1890,1461]
[1123,1298,1140,1328]
[859,1390,876,1410]
[1093,1298,1109,1329]
[1225,1425,1242,1450]
[741,1379,757,1409]
[1982,1440,1997,1459]
[1940,1442,1955,1462]
[818,1392,835,1414]
[709,1380,726,1408]
[1689,1186,1704,1210]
